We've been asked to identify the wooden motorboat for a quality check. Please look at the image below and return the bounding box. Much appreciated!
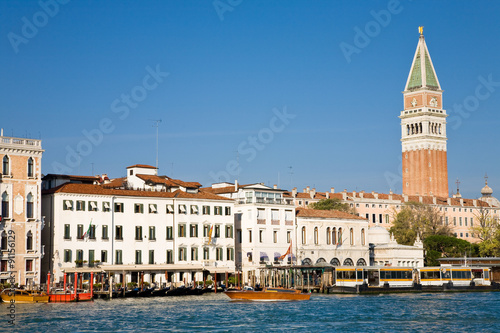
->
[224,287,310,302]
[1,289,49,303]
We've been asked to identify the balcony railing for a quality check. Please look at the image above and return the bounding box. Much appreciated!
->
[257,219,266,225]
[237,198,292,205]
[285,220,293,226]
[271,220,280,225]
[1,137,42,148]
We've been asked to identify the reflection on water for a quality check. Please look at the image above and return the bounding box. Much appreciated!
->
[1,292,500,332]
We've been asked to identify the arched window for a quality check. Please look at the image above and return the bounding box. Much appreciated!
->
[301,226,306,245]
[411,124,414,134]
[26,231,33,251]
[326,227,331,245]
[0,231,7,250]
[338,228,342,245]
[316,258,326,264]
[1,192,9,218]
[314,227,318,245]
[349,228,354,245]
[26,193,34,219]
[2,156,9,175]
[27,157,34,178]
[361,228,365,246]
[406,125,410,135]
[302,258,312,266]
[332,227,336,245]
[419,122,422,133]
[343,258,354,266]
[357,258,367,266]
[330,258,340,266]
[439,124,442,134]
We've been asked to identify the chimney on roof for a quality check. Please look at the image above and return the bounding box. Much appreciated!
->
[331,187,335,193]
[342,191,347,200]
[447,197,451,205]
[473,199,477,207]
[273,184,278,189]
[419,195,423,203]
[235,179,238,191]
[303,188,307,193]
[433,196,437,205]
[310,188,316,198]
[292,187,297,197]
[306,186,310,193]
[403,194,408,202]
[325,192,329,199]
[374,193,378,199]
[353,191,357,198]
[0,128,3,137]
[460,198,464,206]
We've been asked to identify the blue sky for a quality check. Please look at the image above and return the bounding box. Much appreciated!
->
[1,0,500,199]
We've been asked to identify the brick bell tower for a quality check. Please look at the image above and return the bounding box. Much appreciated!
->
[400,27,449,197]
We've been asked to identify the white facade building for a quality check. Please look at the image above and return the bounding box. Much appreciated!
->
[368,226,424,267]
[42,165,235,286]
[295,208,370,267]
[203,182,295,285]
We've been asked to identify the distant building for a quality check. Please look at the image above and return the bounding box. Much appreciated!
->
[0,130,44,286]
[41,164,235,286]
[285,186,499,243]
[368,226,424,268]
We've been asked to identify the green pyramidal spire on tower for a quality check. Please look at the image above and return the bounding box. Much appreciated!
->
[405,31,441,91]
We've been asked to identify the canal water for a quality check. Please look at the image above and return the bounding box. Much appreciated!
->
[1,292,499,332]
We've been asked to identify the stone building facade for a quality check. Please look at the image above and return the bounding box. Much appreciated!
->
[0,131,44,286]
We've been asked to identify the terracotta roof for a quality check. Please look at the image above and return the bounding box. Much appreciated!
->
[201,186,237,194]
[290,188,495,208]
[296,207,367,220]
[42,183,232,201]
[136,174,201,188]
[101,177,127,188]
[201,184,252,194]
[127,164,157,169]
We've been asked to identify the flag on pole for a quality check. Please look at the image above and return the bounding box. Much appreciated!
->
[336,229,343,249]
[279,241,292,260]
[82,219,93,239]
[208,225,214,244]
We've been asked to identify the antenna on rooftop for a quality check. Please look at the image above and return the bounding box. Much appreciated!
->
[233,150,240,182]
[151,119,162,170]
[288,166,293,190]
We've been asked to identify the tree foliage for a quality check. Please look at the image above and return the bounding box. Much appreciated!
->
[309,198,356,214]
[470,207,500,257]
[424,235,479,266]
[389,201,452,245]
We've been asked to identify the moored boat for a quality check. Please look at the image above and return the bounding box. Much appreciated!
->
[224,287,310,302]
[1,289,49,303]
